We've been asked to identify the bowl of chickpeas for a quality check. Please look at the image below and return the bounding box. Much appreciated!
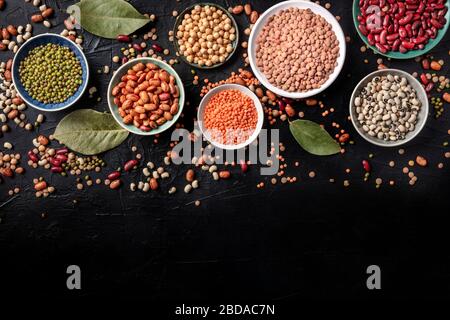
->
[173,3,239,69]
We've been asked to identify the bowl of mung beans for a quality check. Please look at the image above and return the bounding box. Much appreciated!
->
[12,33,89,112]
[173,3,239,69]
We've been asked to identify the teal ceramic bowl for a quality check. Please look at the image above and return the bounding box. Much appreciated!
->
[353,0,450,59]
[107,58,185,136]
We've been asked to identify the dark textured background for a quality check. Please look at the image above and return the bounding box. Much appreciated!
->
[0,0,450,305]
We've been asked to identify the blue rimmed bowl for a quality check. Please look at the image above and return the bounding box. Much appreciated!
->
[12,33,89,112]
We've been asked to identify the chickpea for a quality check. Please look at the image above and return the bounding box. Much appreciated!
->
[176,4,236,67]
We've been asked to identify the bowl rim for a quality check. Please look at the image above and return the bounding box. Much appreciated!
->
[172,2,239,70]
[107,57,185,136]
[197,83,264,150]
[352,0,450,59]
[11,33,90,112]
[349,68,429,147]
[248,0,347,99]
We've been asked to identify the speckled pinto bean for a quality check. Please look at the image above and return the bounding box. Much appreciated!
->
[203,89,258,145]
[255,8,340,93]
[111,62,180,132]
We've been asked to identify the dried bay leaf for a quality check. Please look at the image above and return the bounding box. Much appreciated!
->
[54,109,129,155]
[289,120,341,156]
[67,0,150,39]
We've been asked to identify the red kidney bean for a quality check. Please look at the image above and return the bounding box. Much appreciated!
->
[55,154,68,162]
[430,18,443,28]
[386,33,399,41]
[383,15,390,27]
[399,12,413,25]
[367,33,375,45]
[402,41,415,49]
[152,44,163,52]
[425,83,434,92]
[278,100,286,112]
[420,74,429,85]
[375,43,388,53]
[392,38,401,51]
[412,20,421,31]
[380,30,387,44]
[399,26,407,38]
[56,147,68,155]
[405,24,413,37]
[240,161,248,173]
[28,151,38,163]
[117,35,131,42]
[51,167,63,173]
[108,171,121,180]
[50,158,62,167]
[421,58,430,69]
[362,160,371,173]
[413,36,427,44]
[132,43,143,52]
[124,159,138,172]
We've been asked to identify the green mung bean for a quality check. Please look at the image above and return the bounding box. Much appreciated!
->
[19,43,82,104]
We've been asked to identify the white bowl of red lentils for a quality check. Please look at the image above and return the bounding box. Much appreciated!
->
[248,0,346,99]
[197,84,264,150]
[108,58,185,136]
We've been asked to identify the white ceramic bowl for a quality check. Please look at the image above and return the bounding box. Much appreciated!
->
[12,33,89,112]
[248,0,346,99]
[197,84,264,150]
[349,69,429,147]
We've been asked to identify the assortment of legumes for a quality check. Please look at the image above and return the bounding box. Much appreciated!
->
[1,0,450,214]
[354,74,422,142]
[255,7,340,92]
[19,44,82,103]
[357,0,448,54]
[176,4,237,67]
[111,62,180,132]
[203,89,258,145]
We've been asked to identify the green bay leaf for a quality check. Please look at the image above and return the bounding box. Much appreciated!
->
[289,119,340,156]
[54,109,129,155]
[67,0,150,39]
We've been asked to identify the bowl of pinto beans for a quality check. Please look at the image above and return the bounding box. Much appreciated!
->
[107,58,185,136]
[353,0,449,59]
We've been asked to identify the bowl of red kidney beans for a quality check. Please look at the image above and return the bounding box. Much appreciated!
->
[353,0,449,59]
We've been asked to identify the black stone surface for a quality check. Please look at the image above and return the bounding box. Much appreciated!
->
[0,0,450,304]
